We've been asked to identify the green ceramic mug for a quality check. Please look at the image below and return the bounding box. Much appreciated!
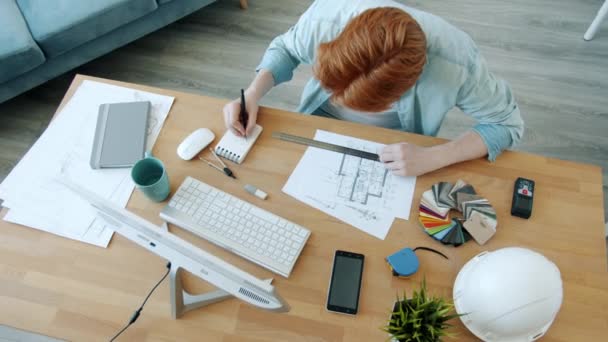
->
[131,152,170,202]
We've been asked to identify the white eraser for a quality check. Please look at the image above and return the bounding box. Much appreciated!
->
[244,184,268,200]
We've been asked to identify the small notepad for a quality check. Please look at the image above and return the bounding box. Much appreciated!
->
[214,124,263,164]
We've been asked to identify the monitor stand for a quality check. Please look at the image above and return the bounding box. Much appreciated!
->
[161,223,273,319]
[169,266,233,319]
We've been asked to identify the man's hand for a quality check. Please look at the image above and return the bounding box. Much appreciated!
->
[222,93,259,137]
[378,132,489,177]
[222,69,275,137]
[378,142,440,177]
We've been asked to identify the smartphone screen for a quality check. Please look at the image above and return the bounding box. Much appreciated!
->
[326,250,364,315]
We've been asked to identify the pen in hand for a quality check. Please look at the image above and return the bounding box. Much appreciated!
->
[240,88,248,140]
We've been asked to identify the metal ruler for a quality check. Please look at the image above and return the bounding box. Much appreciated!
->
[272,132,380,162]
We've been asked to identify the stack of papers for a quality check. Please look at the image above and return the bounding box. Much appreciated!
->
[0,80,174,247]
[282,130,416,240]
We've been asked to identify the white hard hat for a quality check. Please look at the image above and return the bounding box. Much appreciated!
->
[453,247,563,341]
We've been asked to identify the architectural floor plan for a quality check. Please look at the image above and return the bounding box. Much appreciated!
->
[283,130,416,239]
[337,154,388,205]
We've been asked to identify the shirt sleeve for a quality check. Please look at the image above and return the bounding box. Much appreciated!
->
[457,50,525,161]
[256,26,302,85]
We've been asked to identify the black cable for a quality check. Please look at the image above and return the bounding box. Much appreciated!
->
[413,246,449,260]
[109,262,172,342]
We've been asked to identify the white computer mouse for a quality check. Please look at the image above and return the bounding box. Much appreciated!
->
[177,128,215,160]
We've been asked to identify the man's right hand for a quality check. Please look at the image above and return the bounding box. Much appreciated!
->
[222,91,259,137]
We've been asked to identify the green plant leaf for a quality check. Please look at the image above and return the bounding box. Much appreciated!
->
[381,278,461,342]
[394,333,406,339]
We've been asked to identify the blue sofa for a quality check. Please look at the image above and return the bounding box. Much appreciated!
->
[0,0,215,103]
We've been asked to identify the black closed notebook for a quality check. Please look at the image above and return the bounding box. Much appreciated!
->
[90,101,150,169]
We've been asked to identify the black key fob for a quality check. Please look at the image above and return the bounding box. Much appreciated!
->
[511,177,534,219]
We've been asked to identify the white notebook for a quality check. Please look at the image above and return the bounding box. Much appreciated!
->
[214,124,263,164]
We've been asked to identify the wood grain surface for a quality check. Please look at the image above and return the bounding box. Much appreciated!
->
[0,75,606,341]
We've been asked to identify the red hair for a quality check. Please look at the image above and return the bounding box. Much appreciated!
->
[315,8,427,112]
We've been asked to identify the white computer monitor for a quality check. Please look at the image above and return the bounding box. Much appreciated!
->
[60,179,289,313]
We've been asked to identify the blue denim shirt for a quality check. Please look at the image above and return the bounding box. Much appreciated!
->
[256,0,524,161]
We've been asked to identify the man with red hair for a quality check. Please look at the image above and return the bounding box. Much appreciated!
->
[223,0,523,176]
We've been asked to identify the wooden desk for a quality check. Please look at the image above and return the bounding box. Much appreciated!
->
[1,75,607,341]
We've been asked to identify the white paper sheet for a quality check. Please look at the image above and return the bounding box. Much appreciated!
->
[282,130,416,240]
[0,80,174,247]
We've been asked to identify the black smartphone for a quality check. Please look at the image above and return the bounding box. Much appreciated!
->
[326,250,365,315]
[511,177,534,219]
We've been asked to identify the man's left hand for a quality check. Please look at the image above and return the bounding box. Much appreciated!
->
[378,142,440,177]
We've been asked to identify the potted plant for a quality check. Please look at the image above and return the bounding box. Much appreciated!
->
[382,279,461,342]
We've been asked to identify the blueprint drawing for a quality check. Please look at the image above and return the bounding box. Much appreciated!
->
[282,130,416,239]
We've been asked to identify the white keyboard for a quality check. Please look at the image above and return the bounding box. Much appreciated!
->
[160,177,311,277]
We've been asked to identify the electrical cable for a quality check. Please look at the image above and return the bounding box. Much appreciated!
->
[413,246,449,260]
[109,262,172,342]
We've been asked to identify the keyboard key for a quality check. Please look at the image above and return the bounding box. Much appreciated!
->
[196,183,209,193]
[249,206,279,224]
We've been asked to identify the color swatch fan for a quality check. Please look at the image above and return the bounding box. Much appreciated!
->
[418,180,498,246]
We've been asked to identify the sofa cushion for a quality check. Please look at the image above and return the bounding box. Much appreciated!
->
[0,1,45,83]
[16,0,158,58]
